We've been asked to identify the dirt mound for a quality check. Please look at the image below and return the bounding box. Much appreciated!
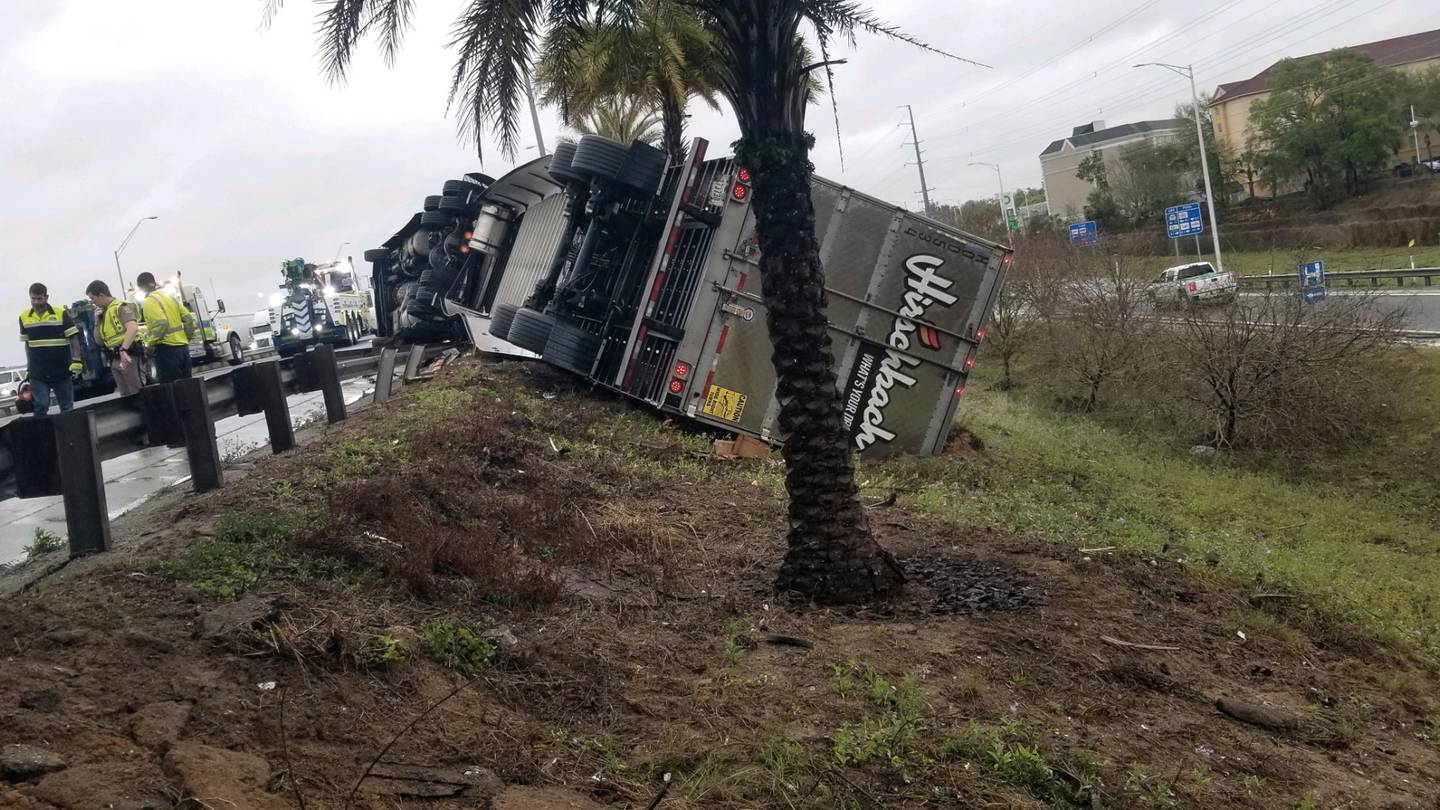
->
[0,358,1436,808]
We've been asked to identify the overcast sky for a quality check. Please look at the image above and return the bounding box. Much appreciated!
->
[1,0,1430,367]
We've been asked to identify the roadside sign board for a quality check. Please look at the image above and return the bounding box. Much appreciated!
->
[1299,260,1325,304]
[1007,217,1020,233]
[1165,202,1204,239]
[1069,220,1098,246]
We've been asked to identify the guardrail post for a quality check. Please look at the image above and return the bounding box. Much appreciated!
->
[10,418,61,498]
[172,378,223,493]
[234,362,293,454]
[53,410,110,556]
[373,347,398,404]
[140,384,185,448]
[311,344,347,424]
[404,345,426,381]
[256,361,295,453]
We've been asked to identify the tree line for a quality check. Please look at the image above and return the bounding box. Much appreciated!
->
[1073,50,1440,233]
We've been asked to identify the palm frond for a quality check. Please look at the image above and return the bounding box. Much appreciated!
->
[800,0,991,69]
[367,0,414,66]
[447,0,549,160]
[314,0,371,85]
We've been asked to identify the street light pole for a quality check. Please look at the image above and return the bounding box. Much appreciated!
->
[1136,62,1224,272]
[969,161,1010,234]
[525,76,548,157]
[113,216,159,294]
[1411,105,1423,167]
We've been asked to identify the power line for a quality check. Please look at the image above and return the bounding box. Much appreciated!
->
[928,0,1370,151]
[927,0,1401,164]
[938,0,1165,113]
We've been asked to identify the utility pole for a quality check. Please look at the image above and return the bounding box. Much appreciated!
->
[900,105,934,216]
[1136,62,1224,272]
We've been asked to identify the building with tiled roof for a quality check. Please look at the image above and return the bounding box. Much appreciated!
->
[1209,27,1440,193]
[1039,120,1188,217]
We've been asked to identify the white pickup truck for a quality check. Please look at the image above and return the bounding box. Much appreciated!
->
[1147,262,1237,309]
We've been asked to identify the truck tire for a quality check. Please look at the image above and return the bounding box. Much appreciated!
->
[548,141,586,185]
[363,248,390,263]
[570,136,628,181]
[423,195,442,212]
[506,307,555,354]
[419,211,450,228]
[228,333,244,365]
[619,143,667,195]
[541,319,603,376]
[439,195,469,214]
[488,303,519,340]
[442,180,473,197]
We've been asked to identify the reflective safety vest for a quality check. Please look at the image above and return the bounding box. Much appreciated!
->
[140,289,193,348]
[19,305,78,383]
[97,301,134,348]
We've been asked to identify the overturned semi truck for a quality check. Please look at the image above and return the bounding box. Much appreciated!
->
[367,136,1012,457]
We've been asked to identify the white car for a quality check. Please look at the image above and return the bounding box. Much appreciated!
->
[0,368,23,399]
[1147,262,1238,309]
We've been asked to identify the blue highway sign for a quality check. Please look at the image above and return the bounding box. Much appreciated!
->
[1165,202,1204,239]
[1069,220,1098,247]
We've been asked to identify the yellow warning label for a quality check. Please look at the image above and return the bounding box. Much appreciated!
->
[703,385,748,422]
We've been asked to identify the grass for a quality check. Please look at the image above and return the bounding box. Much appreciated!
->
[24,528,65,559]
[864,388,1440,656]
[160,513,345,599]
[418,617,496,677]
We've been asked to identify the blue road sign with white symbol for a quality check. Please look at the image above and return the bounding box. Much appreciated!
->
[1165,203,1204,239]
[1299,260,1325,304]
[1069,220,1098,246]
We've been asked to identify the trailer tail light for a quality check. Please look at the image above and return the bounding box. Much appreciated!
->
[954,385,966,398]
[1187,282,1197,292]
[965,354,976,370]
[1001,254,1013,270]
[976,328,986,341]
[731,183,750,202]
[668,378,684,395]
[736,167,753,183]
[459,243,470,254]
[674,361,691,379]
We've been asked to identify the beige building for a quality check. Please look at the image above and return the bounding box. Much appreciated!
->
[1210,27,1440,185]
[1039,120,1187,219]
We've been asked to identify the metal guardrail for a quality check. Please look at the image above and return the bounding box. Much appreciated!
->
[0,341,453,557]
[1241,267,1440,289]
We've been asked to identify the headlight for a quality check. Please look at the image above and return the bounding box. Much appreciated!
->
[316,325,326,333]
[290,328,300,336]
[269,293,285,306]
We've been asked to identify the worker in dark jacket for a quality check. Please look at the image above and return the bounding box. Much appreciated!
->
[19,282,84,415]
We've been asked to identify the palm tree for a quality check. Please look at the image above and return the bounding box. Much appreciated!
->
[534,0,720,163]
[572,96,663,146]
[277,0,982,604]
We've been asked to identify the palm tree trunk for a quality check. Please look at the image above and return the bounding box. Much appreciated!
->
[737,130,906,603]
[660,94,687,166]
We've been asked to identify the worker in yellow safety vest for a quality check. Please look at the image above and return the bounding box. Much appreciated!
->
[135,272,196,383]
[85,280,144,396]
[18,282,84,415]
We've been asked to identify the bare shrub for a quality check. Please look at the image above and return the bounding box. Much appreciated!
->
[1167,290,1405,449]
[1018,234,1158,411]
